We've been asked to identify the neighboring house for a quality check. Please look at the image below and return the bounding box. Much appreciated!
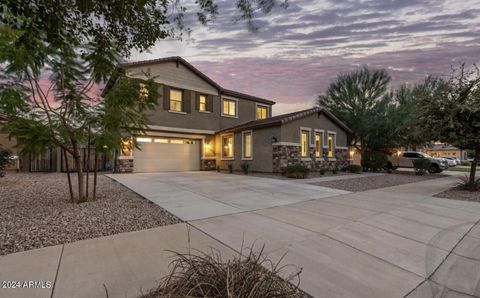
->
[105,56,352,173]
[423,143,468,161]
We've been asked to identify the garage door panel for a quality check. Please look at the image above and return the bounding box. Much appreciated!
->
[133,140,200,172]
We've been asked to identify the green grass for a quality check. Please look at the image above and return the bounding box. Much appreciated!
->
[447,166,479,173]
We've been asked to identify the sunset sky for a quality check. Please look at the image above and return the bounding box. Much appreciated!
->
[130,0,480,115]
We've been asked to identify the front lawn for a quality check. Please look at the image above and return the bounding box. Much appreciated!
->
[311,171,445,192]
[446,166,480,173]
[0,172,181,255]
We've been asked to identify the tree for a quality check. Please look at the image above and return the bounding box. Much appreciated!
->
[414,65,480,190]
[0,0,287,202]
[317,67,394,160]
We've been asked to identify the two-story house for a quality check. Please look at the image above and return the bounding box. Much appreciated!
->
[106,57,352,173]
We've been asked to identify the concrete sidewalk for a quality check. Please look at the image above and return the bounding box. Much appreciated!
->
[0,223,233,298]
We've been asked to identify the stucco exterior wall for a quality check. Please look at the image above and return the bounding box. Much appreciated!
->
[0,129,17,154]
[146,84,221,131]
[280,112,348,147]
[126,62,218,95]
[216,126,280,173]
[125,63,270,132]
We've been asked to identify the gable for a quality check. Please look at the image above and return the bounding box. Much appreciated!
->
[125,61,219,95]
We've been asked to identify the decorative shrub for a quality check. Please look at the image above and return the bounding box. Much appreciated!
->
[361,151,388,172]
[227,164,233,173]
[285,164,310,179]
[347,164,363,174]
[413,158,431,176]
[143,245,306,298]
[240,162,250,175]
[0,148,12,177]
[332,165,338,174]
[319,168,326,175]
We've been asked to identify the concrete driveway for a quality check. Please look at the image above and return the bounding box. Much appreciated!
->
[189,177,480,298]
[107,172,349,220]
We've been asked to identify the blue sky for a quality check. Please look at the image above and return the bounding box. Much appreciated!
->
[131,0,480,115]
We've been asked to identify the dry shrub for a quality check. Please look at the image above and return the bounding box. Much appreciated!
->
[143,245,308,298]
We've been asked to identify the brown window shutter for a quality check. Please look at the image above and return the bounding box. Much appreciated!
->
[193,91,199,110]
[163,85,170,110]
[207,95,214,112]
[183,90,191,113]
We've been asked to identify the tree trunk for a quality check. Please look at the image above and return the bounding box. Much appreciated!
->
[469,148,479,190]
[93,149,98,201]
[63,149,74,203]
[74,149,85,202]
[86,144,91,200]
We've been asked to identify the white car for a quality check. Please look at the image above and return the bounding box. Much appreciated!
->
[441,157,457,167]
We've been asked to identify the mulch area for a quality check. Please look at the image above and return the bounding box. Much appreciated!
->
[311,171,445,192]
[0,172,181,255]
[434,188,480,202]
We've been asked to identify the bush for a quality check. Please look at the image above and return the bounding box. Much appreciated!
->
[361,151,388,172]
[144,245,306,298]
[413,158,431,176]
[240,162,250,175]
[285,164,310,179]
[332,166,338,174]
[319,167,326,175]
[347,164,363,174]
[0,148,13,177]
[227,164,233,173]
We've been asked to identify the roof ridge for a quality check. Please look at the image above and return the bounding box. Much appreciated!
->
[119,56,275,105]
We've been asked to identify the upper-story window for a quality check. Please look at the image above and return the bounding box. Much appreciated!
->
[256,105,268,120]
[222,98,237,117]
[199,95,207,112]
[170,89,183,112]
[139,83,149,100]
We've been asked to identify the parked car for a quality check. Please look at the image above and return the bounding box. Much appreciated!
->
[441,157,457,167]
[387,151,448,173]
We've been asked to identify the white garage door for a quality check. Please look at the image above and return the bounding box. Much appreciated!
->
[133,138,201,172]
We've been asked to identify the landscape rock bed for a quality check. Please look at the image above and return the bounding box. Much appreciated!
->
[0,172,181,255]
[312,172,444,192]
[434,188,480,202]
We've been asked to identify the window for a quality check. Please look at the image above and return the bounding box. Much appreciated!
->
[153,138,168,143]
[327,133,335,158]
[170,89,183,112]
[120,137,133,157]
[301,130,309,157]
[199,95,207,112]
[170,139,184,144]
[243,131,252,159]
[139,83,149,100]
[136,137,152,143]
[256,105,268,120]
[222,135,234,158]
[315,133,322,157]
[222,99,237,116]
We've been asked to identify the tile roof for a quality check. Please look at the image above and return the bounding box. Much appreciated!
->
[219,106,353,134]
[118,56,276,105]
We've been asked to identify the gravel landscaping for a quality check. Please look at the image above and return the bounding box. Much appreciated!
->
[0,172,181,255]
[312,172,445,192]
[434,188,480,202]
